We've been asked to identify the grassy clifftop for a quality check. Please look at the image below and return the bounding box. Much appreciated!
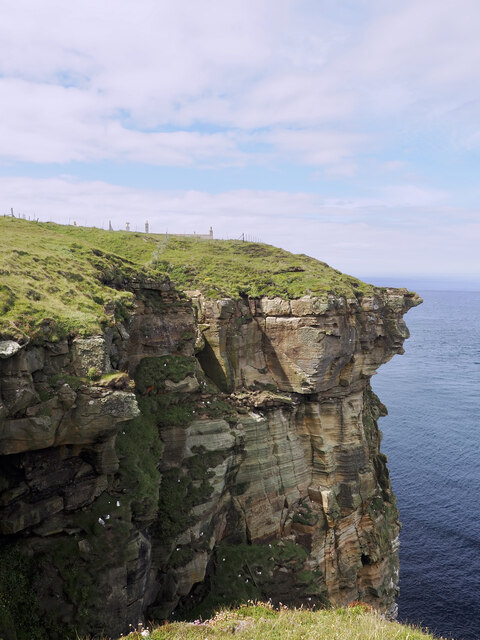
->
[113,603,445,640]
[0,217,374,341]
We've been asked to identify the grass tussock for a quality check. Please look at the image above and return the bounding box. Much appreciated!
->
[111,603,448,640]
[0,217,374,341]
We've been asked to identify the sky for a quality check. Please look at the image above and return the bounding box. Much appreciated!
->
[1,0,480,287]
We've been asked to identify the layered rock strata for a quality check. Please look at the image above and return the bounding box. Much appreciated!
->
[0,280,420,639]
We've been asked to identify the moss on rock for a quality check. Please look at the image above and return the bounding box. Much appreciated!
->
[134,355,197,395]
[175,540,328,621]
[0,543,54,640]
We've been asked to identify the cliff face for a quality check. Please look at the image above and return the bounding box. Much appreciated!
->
[0,279,420,640]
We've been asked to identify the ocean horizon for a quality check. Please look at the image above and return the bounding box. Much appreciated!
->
[361,276,480,293]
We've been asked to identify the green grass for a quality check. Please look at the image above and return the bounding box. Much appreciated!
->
[110,603,449,640]
[0,217,375,341]
[151,236,374,300]
[0,218,138,341]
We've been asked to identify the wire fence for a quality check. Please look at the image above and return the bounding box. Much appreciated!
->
[4,210,262,243]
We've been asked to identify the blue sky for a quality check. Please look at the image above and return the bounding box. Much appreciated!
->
[1,0,479,286]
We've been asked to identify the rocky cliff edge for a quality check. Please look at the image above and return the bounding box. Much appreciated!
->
[0,269,421,640]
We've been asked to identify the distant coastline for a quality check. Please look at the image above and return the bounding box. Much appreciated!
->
[360,276,480,292]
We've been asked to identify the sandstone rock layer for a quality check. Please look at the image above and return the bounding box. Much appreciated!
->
[0,281,420,639]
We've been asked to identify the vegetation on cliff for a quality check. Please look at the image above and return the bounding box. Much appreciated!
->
[0,217,374,341]
[0,217,418,640]
[172,540,327,622]
[113,603,446,640]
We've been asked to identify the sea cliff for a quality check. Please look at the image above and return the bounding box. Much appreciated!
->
[0,219,421,639]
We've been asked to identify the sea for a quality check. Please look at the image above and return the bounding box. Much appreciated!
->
[371,290,480,640]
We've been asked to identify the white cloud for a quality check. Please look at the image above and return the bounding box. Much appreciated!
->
[0,78,245,165]
[262,129,366,168]
[2,0,480,166]
[379,184,448,207]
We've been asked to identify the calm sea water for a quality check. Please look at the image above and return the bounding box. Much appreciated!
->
[372,290,480,640]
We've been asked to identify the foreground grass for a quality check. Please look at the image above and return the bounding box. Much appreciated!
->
[113,604,448,640]
[0,217,375,341]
